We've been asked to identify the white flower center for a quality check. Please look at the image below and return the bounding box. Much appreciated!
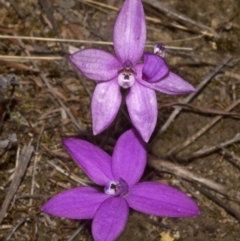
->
[104,178,129,196]
[118,70,135,89]
[118,60,135,89]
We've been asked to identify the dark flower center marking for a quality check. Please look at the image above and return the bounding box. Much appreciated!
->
[104,178,129,196]
[118,60,135,89]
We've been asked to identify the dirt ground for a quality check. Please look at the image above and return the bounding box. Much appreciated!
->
[0,0,240,240]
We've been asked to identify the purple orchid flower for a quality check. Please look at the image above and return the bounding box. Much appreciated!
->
[41,130,199,241]
[69,0,195,142]
[140,44,196,95]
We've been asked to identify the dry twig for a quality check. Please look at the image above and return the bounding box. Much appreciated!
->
[38,0,65,53]
[40,74,84,132]
[7,0,25,19]
[0,35,194,52]
[142,0,219,38]
[0,143,34,224]
[195,186,240,222]
[67,222,89,241]
[6,218,30,241]
[152,56,232,145]
[159,102,240,119]
[184,133,240,161]
[29,127,45,207]
[47,160,90,186]
[79,0,215,37]
[220,146,240,168]
[149,157,240,202]
[14,35,84,133]
[167,99,240,155]
[0,55,63,61]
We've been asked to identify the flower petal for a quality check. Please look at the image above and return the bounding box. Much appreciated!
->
[63,138,113,185]
[126,182,200,217]
[143,53,169,82]
[126,82,158,142]
[139,71,196,95]
[112,129,146,186]
[69,49,120,81]
[92,197,129,241]
[91,79,122,135]
[41,187,109,219]
[113,0,146,64]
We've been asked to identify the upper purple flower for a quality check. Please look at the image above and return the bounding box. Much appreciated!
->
[41,130,199,241]
[69,0,195,142]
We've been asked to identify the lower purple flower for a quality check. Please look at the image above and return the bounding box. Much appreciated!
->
[41,130,200,241]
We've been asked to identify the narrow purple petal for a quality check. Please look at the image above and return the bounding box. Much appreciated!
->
[112,129,146,186]
[126,182,200,217]
[63,138,113,185]
[41,187,109,219]
[113,0,146,64]
[143,53,169,82]
[126,82,158,142]
[92,197,129,241]
[69,49,120,81]
[139,71,196,95]
[91,79,122,135]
